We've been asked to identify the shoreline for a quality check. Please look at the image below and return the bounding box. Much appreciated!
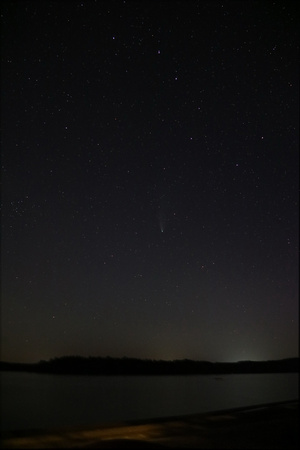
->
[1,399,298,448]
[1,357,298,377]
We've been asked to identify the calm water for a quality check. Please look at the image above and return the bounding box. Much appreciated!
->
[1,371,298,432]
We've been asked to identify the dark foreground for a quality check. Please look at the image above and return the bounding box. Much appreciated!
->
[1,400,298,449]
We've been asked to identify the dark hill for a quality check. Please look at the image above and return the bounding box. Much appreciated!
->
[0,356,298,375]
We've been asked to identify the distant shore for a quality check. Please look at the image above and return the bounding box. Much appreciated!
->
[1,400,298,448]
[0,356,298,376]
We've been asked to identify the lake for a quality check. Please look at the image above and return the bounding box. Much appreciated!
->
[0,371,298,432]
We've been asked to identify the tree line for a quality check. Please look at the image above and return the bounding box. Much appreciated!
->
[0,356,298,375]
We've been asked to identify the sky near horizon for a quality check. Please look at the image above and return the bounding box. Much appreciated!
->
[1,1,298,364]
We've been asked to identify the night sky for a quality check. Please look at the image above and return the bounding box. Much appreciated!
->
[1,1,298,364]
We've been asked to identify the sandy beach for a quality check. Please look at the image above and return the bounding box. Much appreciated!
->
[1,400,298,449]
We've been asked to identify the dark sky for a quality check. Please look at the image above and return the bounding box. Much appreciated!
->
[1,1,298,364]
